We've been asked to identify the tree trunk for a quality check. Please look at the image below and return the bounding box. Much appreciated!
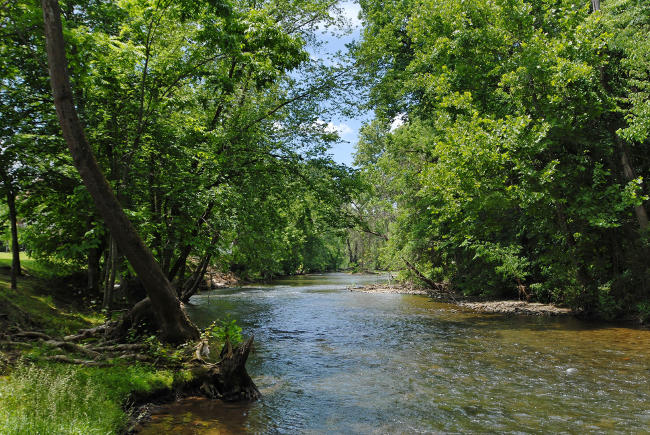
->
[181,252,212,303]
[202,336,261,401]
[403,258,437,289]
[167,201,215,283]
[41,0,198,343]
[5,185,21,290]
[103,237,117,312]
[616,136,649,231]
[177,257,187,295]
[168,243,192,284]
[591,0,600,12]
[87,245,100,294]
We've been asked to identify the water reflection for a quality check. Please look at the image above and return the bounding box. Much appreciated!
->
[139,273,650,434]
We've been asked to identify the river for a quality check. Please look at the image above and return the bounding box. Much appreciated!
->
[139,272,650,434]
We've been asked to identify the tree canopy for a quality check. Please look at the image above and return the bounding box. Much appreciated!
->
[351,0,649,319]
[2,0,649,324]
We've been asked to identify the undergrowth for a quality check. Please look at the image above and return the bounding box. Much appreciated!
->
[0,253,103,336]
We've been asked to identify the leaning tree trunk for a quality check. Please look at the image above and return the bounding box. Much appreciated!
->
[41,0,198,344]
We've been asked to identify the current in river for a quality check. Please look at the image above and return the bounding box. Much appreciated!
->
[139,273,650,434]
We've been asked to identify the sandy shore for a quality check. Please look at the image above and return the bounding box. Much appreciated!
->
[349,284,573,316]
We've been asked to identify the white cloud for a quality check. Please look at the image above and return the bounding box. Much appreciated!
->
[340,1,362,28]
[389,113,407,132]
[314,119,354,137]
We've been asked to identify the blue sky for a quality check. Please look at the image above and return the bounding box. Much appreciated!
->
[307,1,370,167]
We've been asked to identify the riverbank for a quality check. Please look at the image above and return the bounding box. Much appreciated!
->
[347,282,430,295]
[349,283,574,316]
[0,255,218,434]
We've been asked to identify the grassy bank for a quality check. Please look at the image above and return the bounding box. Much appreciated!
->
[0,254,191,434]
[0,363,188,434]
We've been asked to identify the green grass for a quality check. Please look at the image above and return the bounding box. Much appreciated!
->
[0,362,190,435]
[0,253,197,434]
[0,252,75,279]
[0,276,103,336]
[0,252,103,335]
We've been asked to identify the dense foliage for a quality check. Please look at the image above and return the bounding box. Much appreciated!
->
[1,0,360,309]
[352,0,650,319]
[3,0,649,321]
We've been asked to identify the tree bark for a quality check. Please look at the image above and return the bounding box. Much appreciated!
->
[403,258,438,289]
[181,252,212,303]
[167,201,215,283]
[41,0,198,343]
[103,237,117,312]
[5,185,21,289]
[591,0,600,12]
[87,245,100,293]
[616,136,649,231]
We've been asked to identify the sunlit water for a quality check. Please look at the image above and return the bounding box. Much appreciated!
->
[139,273,650,434]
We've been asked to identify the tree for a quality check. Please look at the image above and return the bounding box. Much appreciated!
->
[0,162,21,290]
[352,0,649,318]
[41,0,198,343]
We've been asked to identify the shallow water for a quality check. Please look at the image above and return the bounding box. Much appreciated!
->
[139,273,650,434]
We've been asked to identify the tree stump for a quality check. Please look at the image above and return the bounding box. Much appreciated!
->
[189,336,261,401]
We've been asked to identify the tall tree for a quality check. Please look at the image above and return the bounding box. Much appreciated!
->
[353,0,649,318]
[0,165,21,290]
[41,0,198,343]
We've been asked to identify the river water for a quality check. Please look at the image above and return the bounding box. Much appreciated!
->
[139,273,650,434]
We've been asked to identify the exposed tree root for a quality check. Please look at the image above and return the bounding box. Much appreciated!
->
[0,341,33,349]
[43,340,101,359]
[63,324,112,342]
[45,355,108,366]
[4,304,261,410]
[89,343,148,352]
[7,325,261,404]
[13,330,53,341]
